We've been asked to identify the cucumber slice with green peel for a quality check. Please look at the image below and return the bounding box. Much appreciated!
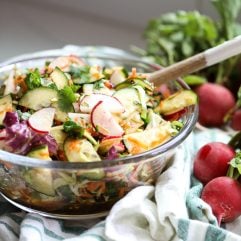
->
[64,138,104,179]
[83,84,94,95]
[51,102,70,122]
[19,87,58,110]
[123,127,172,155]
[77,168,105,180]
[49,126,67,150]
[50,67,69,90]
[64,138,101,162]
[113,87,141,117]
[156,90,197,115]
[0,95,13,124]
[27,145,51,160]
[115,78,153,91]
[133,85,148,120]
[24,168,55,196]
[25,145,55,196]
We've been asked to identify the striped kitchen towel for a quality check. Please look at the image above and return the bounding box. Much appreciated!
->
[1,128,241,241]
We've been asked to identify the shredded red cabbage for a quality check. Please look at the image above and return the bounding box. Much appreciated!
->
[3,112,19,126]
[0,112,57,155]
[107,146,119,160]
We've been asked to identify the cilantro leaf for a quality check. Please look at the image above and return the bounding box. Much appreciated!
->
[63,120,84,138]
[58,86,76,112]
[69,65,90,78]
[69,65,91,84]
[25,69,42,89]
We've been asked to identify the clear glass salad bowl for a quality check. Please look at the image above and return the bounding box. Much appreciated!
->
[0,55,198,219]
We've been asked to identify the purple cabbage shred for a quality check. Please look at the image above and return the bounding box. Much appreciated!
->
[0,112,57,155]
[107,146,119,160]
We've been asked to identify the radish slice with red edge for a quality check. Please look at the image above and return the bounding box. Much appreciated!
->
[80,93,124,113]
[28,108,55,133]
[91,101,124,137]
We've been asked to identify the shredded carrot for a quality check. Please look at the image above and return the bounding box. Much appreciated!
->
[104,80,113,89]
[118,187,127,197]
[57,150,68,161]
[15,76,28,93]
[86,181,106,193]
[129,67,137,79]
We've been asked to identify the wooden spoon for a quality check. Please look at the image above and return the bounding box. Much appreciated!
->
[148,35,241,85]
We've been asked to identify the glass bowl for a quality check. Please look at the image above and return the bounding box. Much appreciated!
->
[0,55,198,219]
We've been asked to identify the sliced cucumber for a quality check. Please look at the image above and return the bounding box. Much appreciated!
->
[64,138,104,179]
[133,85,148,119]
[64,138,100,162]
[123,127,172,155]
[89,66,105,83]
[83,84,94,95]
[25,145,55,196]
[113,87,141,117]
[19,87,58,110]
[51,102,70,122]
[77,168,104,180]
[50,67,69,90]
[24,168,55,196]
[49,126,67,150]
[27,145,51,160]
[146,109,163,129]
[0,95,13,124]
[156,90,197,115]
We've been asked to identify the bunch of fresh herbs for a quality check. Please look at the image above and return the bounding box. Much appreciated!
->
[136,0,241,93]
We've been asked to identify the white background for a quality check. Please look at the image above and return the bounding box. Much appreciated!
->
[0,0,218,61]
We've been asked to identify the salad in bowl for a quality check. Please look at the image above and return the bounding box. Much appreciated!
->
[0,54,197,219]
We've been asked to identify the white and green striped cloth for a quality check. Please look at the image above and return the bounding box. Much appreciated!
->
[1,129,241,241]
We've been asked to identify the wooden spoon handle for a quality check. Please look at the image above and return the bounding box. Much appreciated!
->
[148,35,241,85]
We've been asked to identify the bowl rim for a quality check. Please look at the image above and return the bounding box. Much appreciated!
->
[0,54,198,169]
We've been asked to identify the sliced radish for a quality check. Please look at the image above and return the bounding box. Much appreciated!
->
[28,108,55,133]
[109,69,126,86]
[91,101,124,137]
[79,93,124,113]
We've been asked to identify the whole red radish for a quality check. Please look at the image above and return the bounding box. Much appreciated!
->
[193,142,235,184]
[195,83,235,126]
[201,176,241,225]
[231,109,241,130]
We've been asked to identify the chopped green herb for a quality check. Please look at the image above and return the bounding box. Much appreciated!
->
[63,120,84,138]
[94,80,104,90]
[58,86,76,112]
[227,151,241,179]
[40,78,58,89]
[70,84,81,92]
[69,65,91,84]
[16,110,32,121]
[25,69,42,89]
[171,120,184,131]
[69,65,90,78]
